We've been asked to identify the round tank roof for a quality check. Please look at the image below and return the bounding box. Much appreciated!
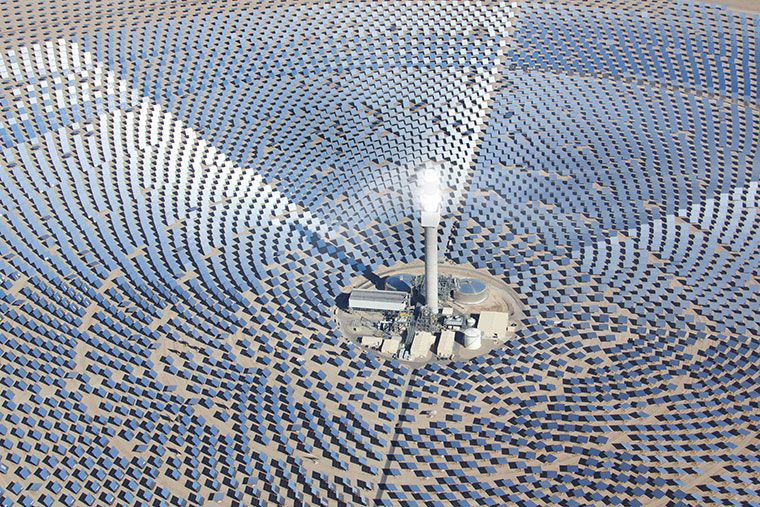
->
[384,274,414,293]
[454,278,488,305]
[457,279,486,294]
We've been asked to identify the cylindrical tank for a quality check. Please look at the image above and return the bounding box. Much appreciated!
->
[384,274,414,293]
[454,278,487,305]
[462,327,482,350]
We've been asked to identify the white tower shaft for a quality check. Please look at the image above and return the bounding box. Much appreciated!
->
[419,163,442,314]
[424,226,438,312]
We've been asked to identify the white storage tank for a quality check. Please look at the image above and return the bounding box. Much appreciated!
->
[462,327,482,350]
[384,274,414,293]
[454,278,487,305]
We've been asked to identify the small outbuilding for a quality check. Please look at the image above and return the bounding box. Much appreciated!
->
[410,331,436,360]
[360,335,383,348]
[476,311,510,340]
[436,329,455,359]
[380,337,401,355]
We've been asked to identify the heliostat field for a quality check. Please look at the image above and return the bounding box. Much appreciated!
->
[0,1,757,506]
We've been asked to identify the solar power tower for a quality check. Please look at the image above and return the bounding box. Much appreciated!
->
[419,164,442,313]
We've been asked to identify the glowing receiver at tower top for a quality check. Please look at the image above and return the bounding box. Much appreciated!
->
[420,166,442,227]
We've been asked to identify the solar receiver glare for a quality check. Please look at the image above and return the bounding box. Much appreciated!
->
[420,164,442,227]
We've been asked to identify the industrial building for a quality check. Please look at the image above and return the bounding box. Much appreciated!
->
[436,330,456,359]
[410,331,437,361]
[348,289,409,312]
[476,311,511,340]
